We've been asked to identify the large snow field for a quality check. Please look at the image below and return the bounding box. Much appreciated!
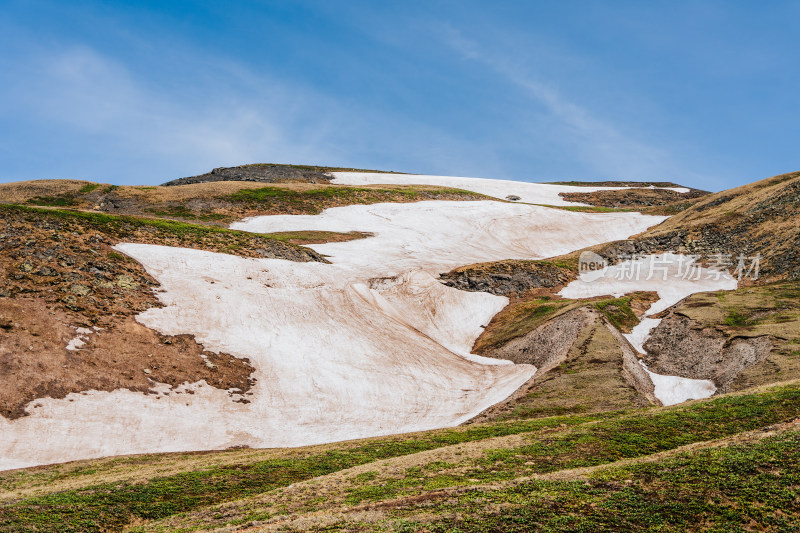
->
[558,253,737,405]
[0,188,670,470]
[330,172,691,206]
[230,201,667,276]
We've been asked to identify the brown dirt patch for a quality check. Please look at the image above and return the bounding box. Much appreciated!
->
[0,206,316,419]
[0,298,254,419]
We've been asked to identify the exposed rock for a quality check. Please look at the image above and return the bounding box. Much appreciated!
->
[483,307,593,368]
[162,164,334,186]
[559,187,708,208]
[643,314,772,388]
[439,260,572,298]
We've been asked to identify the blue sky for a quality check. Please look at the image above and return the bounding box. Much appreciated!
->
[1,1,799,189]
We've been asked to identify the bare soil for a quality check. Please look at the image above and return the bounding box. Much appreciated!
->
[0,298,254,419]
[643,313,773,386]
[0,206,333,419]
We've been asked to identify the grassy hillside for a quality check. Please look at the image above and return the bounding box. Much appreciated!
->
[626,170,800,280]
[0,382,798,531]
[434,171,800,421]
[0,179,486,224]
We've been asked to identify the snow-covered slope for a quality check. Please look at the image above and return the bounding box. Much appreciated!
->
[0,187,668,470]
[558,254,737,405]
[330,172,690,206]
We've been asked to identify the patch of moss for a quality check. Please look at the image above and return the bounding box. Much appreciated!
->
[476,298,575,352]
[78,183,101,194]
[594,296,639,332]
[724,309,752,327]
[26,195,79,207]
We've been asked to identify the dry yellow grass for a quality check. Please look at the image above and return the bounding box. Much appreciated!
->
[114,181,465,201]
[0,179,100,203]
[0,179,476,205]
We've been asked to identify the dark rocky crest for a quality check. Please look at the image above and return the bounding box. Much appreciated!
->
[162,164,335,186]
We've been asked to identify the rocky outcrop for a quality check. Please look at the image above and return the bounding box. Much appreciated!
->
[439,260,572,298]
[468,309,657,423]
[162,164,335,186]
[484,307,593,368]
[559,187,708,208]
[643,314,772,388]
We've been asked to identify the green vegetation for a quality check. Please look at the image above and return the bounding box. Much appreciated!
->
[475,297,576,352]
[724,309,752,327]
[533,203,635,213]
[259,230,370,245]
[373,432,800,532]
[0,414,602,532]
[78,183,101,194]
[4,383,800,532]
[594,296,639,332]
[226,185,483,214]
[0,203,322,260]
[335,383,800,508]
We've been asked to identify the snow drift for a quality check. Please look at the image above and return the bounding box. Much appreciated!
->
[1,183,669,470]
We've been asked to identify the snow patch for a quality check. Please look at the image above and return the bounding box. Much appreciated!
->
[66,327,94,351]
[559,253,737,314]
[1,199,667,470]
[641,363,717,406]
[331,172,692,206]
[558,253,734,406]
[624,318,662,354]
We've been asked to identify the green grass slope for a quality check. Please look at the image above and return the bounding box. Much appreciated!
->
[1,382,799,532]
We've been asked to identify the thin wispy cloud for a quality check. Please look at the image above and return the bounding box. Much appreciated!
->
[2,1,798,187]
[0,40,479,183]
[4,45,352,180]
[442,27,679,180]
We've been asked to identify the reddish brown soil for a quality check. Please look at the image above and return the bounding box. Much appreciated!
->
[0,207,304,419]
[0,298,254,419]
